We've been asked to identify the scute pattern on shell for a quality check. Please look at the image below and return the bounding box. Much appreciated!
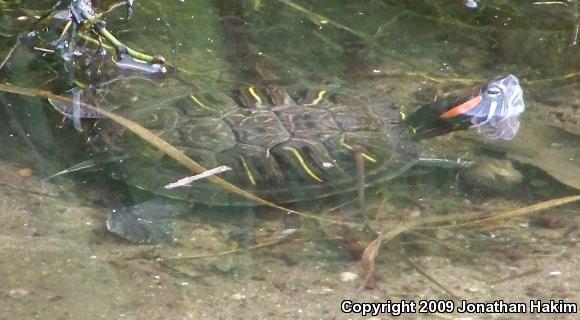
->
[92,81,420,205]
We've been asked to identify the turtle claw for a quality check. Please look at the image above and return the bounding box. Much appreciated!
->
[106,200,184,244]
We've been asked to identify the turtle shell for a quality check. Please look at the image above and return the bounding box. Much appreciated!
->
[91,80,420,206]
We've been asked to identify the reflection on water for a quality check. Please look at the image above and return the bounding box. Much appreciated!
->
[1,1,579,319]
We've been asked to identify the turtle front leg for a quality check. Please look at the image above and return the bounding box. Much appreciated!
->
[418,156,523,193]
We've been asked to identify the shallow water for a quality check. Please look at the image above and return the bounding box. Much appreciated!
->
[1,1,579,319]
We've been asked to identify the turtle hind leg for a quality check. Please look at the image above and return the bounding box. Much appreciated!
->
[106,199,187,244]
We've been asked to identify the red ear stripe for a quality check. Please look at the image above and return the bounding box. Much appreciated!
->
[440,95,482,119]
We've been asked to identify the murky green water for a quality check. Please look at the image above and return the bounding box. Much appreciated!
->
[1,1,579,319]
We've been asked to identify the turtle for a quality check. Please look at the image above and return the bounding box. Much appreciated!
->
[90,73,524,244]
[45,3,525,244]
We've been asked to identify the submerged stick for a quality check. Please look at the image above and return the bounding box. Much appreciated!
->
[358,222,413,291]
[457,194,580,227]
[164,232,299,260]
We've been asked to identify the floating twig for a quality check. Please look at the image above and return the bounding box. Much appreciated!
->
[164,165,232,189]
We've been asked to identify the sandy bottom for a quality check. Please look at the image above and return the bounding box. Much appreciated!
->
[0,160,578,320]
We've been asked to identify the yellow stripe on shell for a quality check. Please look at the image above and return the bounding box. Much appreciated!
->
[248,87,263,106]
[239,156,257,186]
[190,94,217,111]
[311,90,327,105]
[283,147,324,183]
[339,137,377,163]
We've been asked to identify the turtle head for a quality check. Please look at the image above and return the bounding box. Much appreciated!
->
[406,74,525,140]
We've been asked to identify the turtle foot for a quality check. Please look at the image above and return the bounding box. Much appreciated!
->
[106,200,184,244]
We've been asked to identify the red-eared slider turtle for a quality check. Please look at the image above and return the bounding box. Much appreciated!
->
[46,3,525,244]
[96,75,524,244]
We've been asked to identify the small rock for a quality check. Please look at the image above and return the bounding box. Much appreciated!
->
[314,287,334,295]
[8,288,30,299]
[408,209,421,219]
[229,292,245,300]
[30,228,43,237]
[18,168,33,177]
[214,256,237,273]
[434,229,453,240]
[47,295,63,302]
[340,271,359,282]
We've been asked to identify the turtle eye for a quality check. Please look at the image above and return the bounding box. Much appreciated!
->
[486,86,502,96]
